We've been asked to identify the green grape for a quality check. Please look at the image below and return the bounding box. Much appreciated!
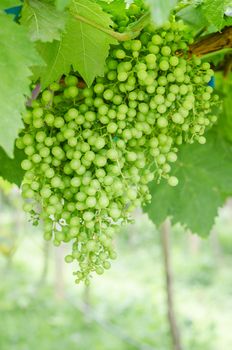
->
[131,40,142,51]
[168,176,179,187]
[152,34,163,45]
[95,137,106,149]
[65,86,79,98]
[115,49,126,59]
[170,56,179,66]
[21,159,32,171]
[42,90,53,103]
[118,72,128,81]
[157,117,168,128]
[65,75,78,86]
[161,46,171,56]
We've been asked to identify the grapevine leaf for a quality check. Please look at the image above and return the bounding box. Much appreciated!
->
[147,0,177,26]
[69,20,116,86]
[55,0,71,11]
[177,4,207,34]
[224,15,232,26]
[96,0,127,18]
[144,132,232,237]
[0,0,21,10]
[202,0,227,30]
[71,0,115,27]
[34,0,117,87]
[216,73,232,143]
[0,147,25,186]
[0,13,43,157]
[20,0,66,42]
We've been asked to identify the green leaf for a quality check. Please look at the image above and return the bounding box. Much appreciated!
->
[20,0,66,42]
[0,0,21,10]
[55,0,71,11]
[34,0,117,87]
[71,0,114,27]
[96,0,127,18]
[0,147,25,186]
[147,0,177,26]
[202,0,227,30]
[177,4,207,34]
[216,73,232,143]
[144,132,232,237]
[224,15,232,26]
[0,13,43,157]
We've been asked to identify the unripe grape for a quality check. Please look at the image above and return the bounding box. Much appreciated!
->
[157,117,168,128]
[51,176,62,188]
[118,72,128,82]
[159,60,169,71]
[131,40,141,51]
[83,211,94,222]
[42,90,53,103]
[167,152,177,162]
[161,46,171,56]
[94,155,107,167]
[66,86,79,98]
[172,113,184,124]
[152,34,163,45]
[95,137,105,149]
[65,255,74,263]
[65,75,78,86]
[198,136,206,144]
[115,49,126,59]
[32,154,42,163]
[170,56,179,66]
[109,208,121,219]
[168,176,179,187]
[21,159,32,170]
[86,197,97,208]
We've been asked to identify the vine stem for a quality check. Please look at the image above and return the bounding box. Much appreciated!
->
[188,26,232,57]
[160,219,183,350]
[72,11,150,41]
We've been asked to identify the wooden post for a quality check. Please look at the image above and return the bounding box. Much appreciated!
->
[54,245,65,300]
[160,219,183,350]
[38,240,50,286]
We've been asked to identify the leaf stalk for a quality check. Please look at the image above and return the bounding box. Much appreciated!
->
[72,11,150,41]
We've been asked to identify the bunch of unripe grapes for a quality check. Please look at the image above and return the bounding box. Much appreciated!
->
[16,15,218,284]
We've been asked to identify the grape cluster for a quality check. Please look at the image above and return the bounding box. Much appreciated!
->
[16,14,218,283]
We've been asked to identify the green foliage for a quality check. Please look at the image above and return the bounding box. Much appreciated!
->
[145,131,232,237]
[97,0,127,18]
[71,0,114,27]
[20,0,66,42]
[0,13,43,157]
[34,0,117,87]
[176,4,206,34]
[148,0,177,25]
[0,147,25,186]
[202,0,227,31]
[55,0,71,11]
[177,0,231,33]
[216,73,232,143]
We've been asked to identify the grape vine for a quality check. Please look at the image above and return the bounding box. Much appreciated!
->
[15,2,219,284]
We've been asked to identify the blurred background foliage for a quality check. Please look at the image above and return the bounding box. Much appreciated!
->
[0,179,232,350]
